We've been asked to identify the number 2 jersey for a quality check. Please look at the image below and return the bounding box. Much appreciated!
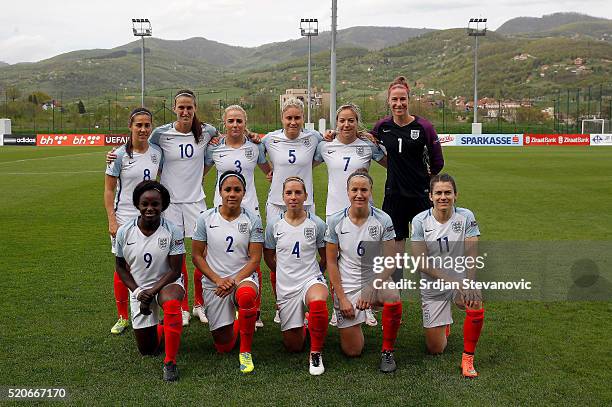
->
[262,129,322,206]
[105,144,162,224]
[115,218,186,289]
[411,207,480,298]
[205,137,267,214]
[149,122,215,204]
[264,213,327,300]
[192,207,264,289]
[325,206,396,292]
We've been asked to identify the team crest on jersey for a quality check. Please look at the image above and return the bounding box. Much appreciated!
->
[356,146,365,156]
[410,130,420,140]
[151,154,159,165]
[452,221,463,233]
[368,226,379,238]
[158,237,169,249]
[244,147,254,160]
[304,227,315,241]
[238,223,249,234]
[303,137,311,147]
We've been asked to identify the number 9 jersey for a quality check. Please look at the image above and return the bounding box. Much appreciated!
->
[115,218,186,289]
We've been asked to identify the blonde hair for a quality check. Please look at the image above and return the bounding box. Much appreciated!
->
[281,97,304,114]
[222,104,250,136]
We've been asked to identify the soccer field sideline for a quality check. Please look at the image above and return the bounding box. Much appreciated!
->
[1,146,611,405]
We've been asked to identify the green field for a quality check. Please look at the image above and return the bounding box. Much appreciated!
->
[1,146,611,405]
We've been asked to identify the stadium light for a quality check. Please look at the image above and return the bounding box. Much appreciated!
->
[330,0,337,128]
[132,18,152,107]
[300,18,319,125]
[467,17,487,134]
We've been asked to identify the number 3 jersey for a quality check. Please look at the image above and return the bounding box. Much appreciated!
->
[105,144,162,224]
[264,213,327,300]
[149,122,215,204]
[411,207,480,296]
[115,218,186,289]
[193,207,264,289]
[205,138,267,214]
[325,206,396,292]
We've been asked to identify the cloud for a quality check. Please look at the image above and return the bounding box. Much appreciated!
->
[0,35,61,64]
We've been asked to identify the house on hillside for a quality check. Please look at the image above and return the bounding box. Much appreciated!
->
[279,88,330,112]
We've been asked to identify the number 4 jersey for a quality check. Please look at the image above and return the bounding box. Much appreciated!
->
[264,213,327,300]
[115,218,186,289]
[105,144,162,224]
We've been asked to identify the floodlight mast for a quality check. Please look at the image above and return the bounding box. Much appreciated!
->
[300,18,319,124]
[132,18,152,107]
[330,0,337,127]
[467,18,487,133]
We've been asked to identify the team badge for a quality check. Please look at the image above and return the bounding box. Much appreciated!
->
[356,146,365,156]
[304,227,315,241]
[238,223,249,234]
[452,221,463,233]
[410,130,420,140]
[368,226,379,238]
[244,147,254,160]
[303,137,311,147]
[151,154,159,165]
[158,237,169,249]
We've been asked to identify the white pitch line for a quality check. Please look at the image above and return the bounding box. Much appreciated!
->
[0,170,100,175]
[0,151,104,165]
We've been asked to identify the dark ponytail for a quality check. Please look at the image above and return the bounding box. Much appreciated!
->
[126,107,153,159]
[174,89,203,144]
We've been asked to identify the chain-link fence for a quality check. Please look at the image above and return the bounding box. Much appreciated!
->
[2,84,611,135]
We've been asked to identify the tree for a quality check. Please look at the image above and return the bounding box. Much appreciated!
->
[77,100,86,114]
[6,86,21,102]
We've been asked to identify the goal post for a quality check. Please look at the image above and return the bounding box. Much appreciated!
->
[581,118,609,134]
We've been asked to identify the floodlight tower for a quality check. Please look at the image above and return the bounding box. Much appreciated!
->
[467,18,487,134]
[300,18,319,125]
[132,18,152,107]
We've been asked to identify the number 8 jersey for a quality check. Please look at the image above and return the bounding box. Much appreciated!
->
[105,144,162,224]
[115,218,186,289]
[192,207,264,289]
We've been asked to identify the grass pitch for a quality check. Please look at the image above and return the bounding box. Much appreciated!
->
[1,146,610,405]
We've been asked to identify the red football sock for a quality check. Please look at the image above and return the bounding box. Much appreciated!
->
[162,299,183,364]
[181,259,189,311]
[236,285,257,353]
[256,266,262,310]
[194,268,204,307]
[214,320,239,353]
[113,271,129,319]
[381,301,403,352]
[270,270,278,298]
[307,300,328,353]
[157,322,164,347]
[463,308,484,354]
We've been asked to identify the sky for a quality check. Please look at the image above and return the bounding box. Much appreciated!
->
[1,0,610,64]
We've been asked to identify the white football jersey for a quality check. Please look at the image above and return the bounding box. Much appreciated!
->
[411,207,480,296]
[325,206,396,292]
[192,207,264,289]
[105,143,162,225]
[115,218,186,289]
[205,137,267,215]
[149,122,215,203]
[262,129,322,206]
[314,138,384,216]
[264,213,327,299]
